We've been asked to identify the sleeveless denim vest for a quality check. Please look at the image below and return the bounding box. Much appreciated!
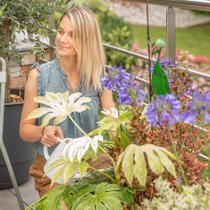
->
[32,59,100,156]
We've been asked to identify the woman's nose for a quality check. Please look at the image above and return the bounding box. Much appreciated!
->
[60,34,68,43]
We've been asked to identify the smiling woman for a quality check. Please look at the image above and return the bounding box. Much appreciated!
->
[19,7,115,203]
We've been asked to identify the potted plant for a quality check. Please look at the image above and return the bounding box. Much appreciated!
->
[0,0,66,189]
[25,40,210,209]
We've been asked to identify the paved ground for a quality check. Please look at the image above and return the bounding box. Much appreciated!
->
[0,177,39,210]
[110,0,210,27]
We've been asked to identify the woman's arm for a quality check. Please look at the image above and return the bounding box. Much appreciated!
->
[19,68,42,142]
[19,69,63,147]
[99,87,115,110]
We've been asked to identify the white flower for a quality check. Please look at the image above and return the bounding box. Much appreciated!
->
[62,135,103,162]
[101,108,119,119]
[27,91,91,126]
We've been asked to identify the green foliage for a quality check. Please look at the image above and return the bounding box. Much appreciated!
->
[75,0,136,70]
[152,60,169,96]
[0,0,64,60]
[129,23,210,56]
[192,10,210,17]
[27,181,133,210]
[116,144,177,187]
[26,185,66,210]
[97,111,131,134]
[143,177,210,210]
[70,183,125,210]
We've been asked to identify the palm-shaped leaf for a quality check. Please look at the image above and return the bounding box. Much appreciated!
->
[27,91,91,126]
[72,182,126,210]
[116,144,177,186]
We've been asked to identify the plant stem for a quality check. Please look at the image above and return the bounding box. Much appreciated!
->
[68,113,88,136]
[98,145,116,168]
[67,113,117,179]
[167,126,188,185]
[88,165,116,183]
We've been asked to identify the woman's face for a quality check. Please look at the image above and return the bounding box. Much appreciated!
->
[56,16,77,57]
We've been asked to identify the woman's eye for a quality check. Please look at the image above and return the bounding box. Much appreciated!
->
[58,29,63,34]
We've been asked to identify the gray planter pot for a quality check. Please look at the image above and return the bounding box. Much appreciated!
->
[0,102,37,189]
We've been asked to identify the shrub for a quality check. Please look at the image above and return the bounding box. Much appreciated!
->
[143,177,210,210]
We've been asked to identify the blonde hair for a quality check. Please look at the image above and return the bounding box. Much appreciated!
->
[60,7,105,91]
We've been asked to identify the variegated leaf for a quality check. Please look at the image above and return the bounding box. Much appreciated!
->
[45,158,66,175]
[134,147,147,186]
[155,149,177,178]
[51,164,67,186]
[27,107,52,120]
[78,162,89,177]
[115,152,125,173]
[53,115,67,125]
[144,149,164,174]
[63,162,76,184]
[118,144,177,186]
[34,96,52,107]
[41,112,57,127]
[122,145,135,186]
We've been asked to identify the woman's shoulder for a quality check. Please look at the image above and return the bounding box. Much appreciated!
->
[31,59,57,72]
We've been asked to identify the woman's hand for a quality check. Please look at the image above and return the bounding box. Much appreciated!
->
[41,125,64,147]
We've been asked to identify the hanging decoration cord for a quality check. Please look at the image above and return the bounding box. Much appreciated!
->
[146,0,152,102]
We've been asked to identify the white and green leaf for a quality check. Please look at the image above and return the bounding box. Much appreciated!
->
[117,144,177,186]
[63,162,76,184]
[134,147,147,186]
[27,91,92,126]
[78,162,89,177]
[26,107,52,120]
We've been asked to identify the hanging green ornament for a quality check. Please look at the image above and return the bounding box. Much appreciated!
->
[152,60,169,96]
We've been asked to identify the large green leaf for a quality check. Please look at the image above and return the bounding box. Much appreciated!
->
[71,182,126,210]
[117,144,177,186]
[152,60,169,96]
[26,185,66,210]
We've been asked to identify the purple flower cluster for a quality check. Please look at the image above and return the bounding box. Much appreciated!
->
[102,66,146,106]
[118,82,146,105]
[146,94,181,126]
[160,58,177,69]
[180,91,210,124]
[150,58,176,74]
[101,66,130,91]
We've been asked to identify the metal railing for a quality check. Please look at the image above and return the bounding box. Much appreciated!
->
[103,43,210,80]
[136,0,210,11]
